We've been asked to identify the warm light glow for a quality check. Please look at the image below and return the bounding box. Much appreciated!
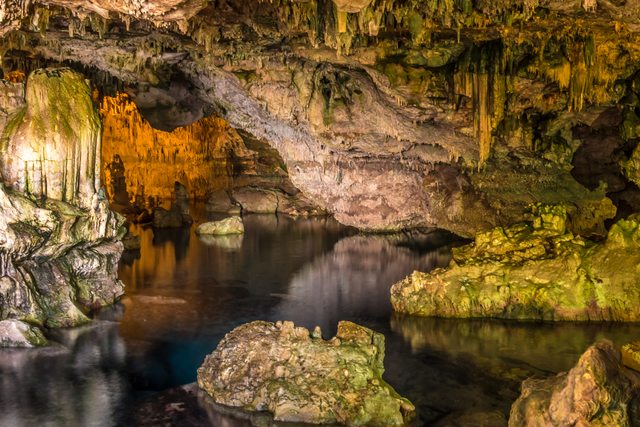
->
[100,93,251,209]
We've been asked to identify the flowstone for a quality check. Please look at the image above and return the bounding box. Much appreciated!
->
[391,205,640,321]
[197,320,415,426]
[0,68,126,342]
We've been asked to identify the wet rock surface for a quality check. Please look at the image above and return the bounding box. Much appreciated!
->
[391,205,640,321]
[509,340,640,427]
[0,69,125,332]
[5,1,640,234]
[0,319,47,348]
[197,320,415,426]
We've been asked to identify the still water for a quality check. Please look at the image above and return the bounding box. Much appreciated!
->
[2,214,640,426]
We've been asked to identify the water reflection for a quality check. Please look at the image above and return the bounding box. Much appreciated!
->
[391,315,640,378]
[275,235,452,335]
[3,215,640,427]
[0,321,128,427]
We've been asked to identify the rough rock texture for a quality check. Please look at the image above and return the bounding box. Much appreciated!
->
[391,206,640,321]
[204,190,238,214]
[509,340,640,427]
[1,68,101,209]
[197,320,415,426]
[4,1,639,234]
[0,68,126,331]
[195,216,244,235]
[151,181,192,227]
[0,319,47,347]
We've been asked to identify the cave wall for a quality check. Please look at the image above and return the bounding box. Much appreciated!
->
[1,1,640,235]
[100,92,250,209]
[1,68,101,209]
[0,68,125,340]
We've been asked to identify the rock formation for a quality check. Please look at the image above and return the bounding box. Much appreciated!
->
[3,0,640,234]
[0,68,125,343]
[391,205,640,321]
[509,340,640,426]
[197,320,415,426]
[195,216,244,235]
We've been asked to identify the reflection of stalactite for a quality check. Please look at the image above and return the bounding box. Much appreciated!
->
[100,93,253,208]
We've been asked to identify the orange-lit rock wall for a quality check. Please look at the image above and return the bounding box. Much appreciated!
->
[100,93,252,209]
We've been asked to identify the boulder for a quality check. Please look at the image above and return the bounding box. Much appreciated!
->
[152,206,184,228]
[122,231,141,251]
[205,190,239,214]
[0,319,47,348]
[197,320,415,426]
[509,340,640,426]
[195,217,244,235]
[391,206,640,321]
[233,188,279,213]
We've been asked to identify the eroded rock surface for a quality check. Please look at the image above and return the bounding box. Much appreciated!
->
[0,68,125,334]
[3,1,638,234]
[0,319,47,347]
[509,340,640,427]
[197,320,415,426]
[391,205,640,321]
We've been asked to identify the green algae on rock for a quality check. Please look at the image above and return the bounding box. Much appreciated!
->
[0,319,47,348]
[391,206,640,321]
[0,69,126,336]
[197,320,415,426]
[509,340,640,427]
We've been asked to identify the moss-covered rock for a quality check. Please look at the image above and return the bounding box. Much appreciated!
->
[391,207,640,321]
[0,69,126,329]
[0,319,47,348]
[509,340,640,426]
[197,320,415,426]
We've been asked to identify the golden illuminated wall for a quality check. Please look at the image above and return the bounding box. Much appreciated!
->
[100,93,251,208]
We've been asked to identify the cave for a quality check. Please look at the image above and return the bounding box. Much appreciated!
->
[2,1,640,426]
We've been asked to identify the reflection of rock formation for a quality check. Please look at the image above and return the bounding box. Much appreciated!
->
[391,315,640,378]
[0,321,127,425]
[274,234,452,334]
[0,69,125,335]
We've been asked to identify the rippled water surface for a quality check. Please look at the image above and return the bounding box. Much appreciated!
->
[3,214,640,426]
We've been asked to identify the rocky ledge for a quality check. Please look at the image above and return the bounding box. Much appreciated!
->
[509,340,640,426]
[197,320,415,426]
[391,205,640,321]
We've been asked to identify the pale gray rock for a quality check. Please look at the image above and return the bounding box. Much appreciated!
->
[0,319,47,348]
[195,217,244,235]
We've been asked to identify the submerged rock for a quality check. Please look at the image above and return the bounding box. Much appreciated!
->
[197,320,415,426]
[0,319,47,348]
[509,340,640,427]
[391,206,640,321]
[195,217,244,235]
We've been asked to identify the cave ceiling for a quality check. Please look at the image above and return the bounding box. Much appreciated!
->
[2,0,640,234]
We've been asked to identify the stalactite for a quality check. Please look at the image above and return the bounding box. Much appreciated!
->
[100,93,253,208]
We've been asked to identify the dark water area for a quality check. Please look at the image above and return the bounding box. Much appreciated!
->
[3,214,640,426]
